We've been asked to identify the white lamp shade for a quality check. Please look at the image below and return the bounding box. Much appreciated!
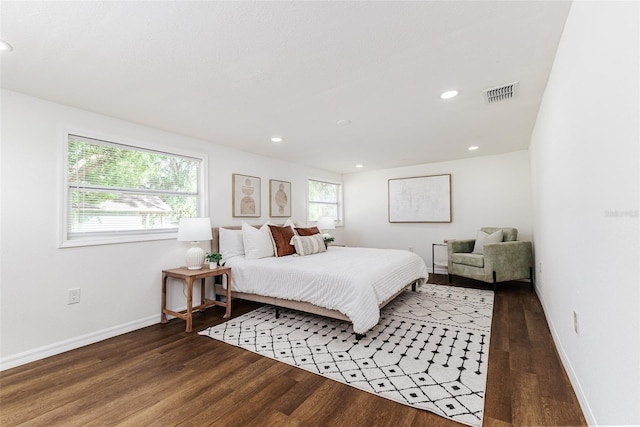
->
[317,216,335,230]
[177,217,212,242]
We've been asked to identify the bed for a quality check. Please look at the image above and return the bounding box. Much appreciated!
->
[211,224,429,337]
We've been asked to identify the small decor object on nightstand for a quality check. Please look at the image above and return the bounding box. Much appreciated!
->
[205,252,222,269]
[322,234,335,246]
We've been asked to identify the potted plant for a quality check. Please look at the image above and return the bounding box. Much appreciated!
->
[205,252,222,269]
[322,233,335,247]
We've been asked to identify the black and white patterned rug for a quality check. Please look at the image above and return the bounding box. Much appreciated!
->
[199,283,494,426]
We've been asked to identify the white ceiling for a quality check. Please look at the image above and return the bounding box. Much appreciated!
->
[0,1,571,174]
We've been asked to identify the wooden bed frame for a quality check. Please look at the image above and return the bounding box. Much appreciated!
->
[211,226,418,338]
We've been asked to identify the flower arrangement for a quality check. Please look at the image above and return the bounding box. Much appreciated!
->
[322,233,335,244]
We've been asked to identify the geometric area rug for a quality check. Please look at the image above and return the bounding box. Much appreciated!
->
[199,283,494,427]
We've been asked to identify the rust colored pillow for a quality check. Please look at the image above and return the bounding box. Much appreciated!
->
[295,226,320,236]
[268,225,296,257]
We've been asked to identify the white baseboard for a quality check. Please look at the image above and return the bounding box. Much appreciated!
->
[432,266,449,275]
[535,288,596,425]
[0,314,160,371]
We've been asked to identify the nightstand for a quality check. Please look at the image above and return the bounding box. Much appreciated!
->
[161,265,232,332]
[432,243,448,275]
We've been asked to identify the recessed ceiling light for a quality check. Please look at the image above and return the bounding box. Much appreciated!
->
[270,136,283,143]
[468,146,479,151]
[355,164,364,168]
[440,90,459,99]
[0,39,13,52]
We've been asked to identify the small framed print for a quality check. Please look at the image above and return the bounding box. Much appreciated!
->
[232,174,261,217]
[269,179,291,217]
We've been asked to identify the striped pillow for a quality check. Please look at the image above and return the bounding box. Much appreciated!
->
[290,234,327,256]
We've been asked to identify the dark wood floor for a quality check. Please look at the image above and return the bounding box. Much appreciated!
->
[1,276,586,426]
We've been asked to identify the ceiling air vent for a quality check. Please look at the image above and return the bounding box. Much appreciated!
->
[483,81,519,104]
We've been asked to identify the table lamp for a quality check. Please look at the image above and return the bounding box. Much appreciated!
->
[317,216,335,233]
[317,216,336,245]
[178,217,213,270]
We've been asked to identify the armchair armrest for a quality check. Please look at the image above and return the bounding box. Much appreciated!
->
[448,239,475,271]
[484,241,533,281]
[448,239,475,254]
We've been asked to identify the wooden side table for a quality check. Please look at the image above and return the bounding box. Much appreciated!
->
[161,265,232,332]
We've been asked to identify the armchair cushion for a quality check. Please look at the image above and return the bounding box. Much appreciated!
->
[472,229,503,254]
[451,253,484,268]
[481,227,517,242]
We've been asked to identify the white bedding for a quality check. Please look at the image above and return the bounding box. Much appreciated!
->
[225,246,429,333]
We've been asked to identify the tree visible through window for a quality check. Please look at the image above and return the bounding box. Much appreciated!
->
[307,179,341,223]
[65,134,204,244]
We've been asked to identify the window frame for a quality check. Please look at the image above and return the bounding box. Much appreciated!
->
[306,178,343,226]
[60,129,208,248]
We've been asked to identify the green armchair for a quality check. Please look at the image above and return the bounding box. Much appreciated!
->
[447,227,534,290]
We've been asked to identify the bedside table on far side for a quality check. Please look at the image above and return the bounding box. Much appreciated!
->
[161,265,232,332]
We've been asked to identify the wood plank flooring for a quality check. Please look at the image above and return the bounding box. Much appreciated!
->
[0,276,586,426]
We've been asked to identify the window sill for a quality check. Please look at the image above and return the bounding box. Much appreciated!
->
[60,232,178,248]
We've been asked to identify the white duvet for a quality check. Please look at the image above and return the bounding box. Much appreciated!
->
[225,246,429,333]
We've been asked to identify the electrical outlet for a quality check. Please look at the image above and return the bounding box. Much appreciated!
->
[68,288,81,305]
[573,311,579,334]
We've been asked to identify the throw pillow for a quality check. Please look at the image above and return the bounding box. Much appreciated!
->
[242,222,275,259]
[472,229,504,254]
[219,227,244,262]
[291,234,327,256]
[295,226,320,236]
[268,224,296,257]
[284,218,297,229]
[287,218,308,228]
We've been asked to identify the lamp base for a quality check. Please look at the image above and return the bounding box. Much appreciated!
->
[185,245,205,270]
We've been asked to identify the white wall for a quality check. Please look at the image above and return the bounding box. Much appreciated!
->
[529,1,639,425]
[0,90,341,369]
[343,150,533,270]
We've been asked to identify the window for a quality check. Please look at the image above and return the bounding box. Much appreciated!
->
[63,133,206,246]
[307,179,342,223]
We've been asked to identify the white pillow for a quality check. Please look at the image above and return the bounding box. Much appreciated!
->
[219,228,244,263]
[242,222,275,259]
[290,234,327,256]
[472,229,503,254]
[288,218,309,229]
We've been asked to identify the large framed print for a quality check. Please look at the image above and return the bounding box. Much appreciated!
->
[269,179,291,217]
[232,174,261,217]
[388,174,451,223]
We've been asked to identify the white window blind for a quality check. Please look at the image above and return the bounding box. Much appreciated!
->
[307,179,342,223]
[65,134,204,244]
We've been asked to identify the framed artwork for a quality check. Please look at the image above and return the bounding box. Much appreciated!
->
[388,174,451,223]
[232,174,261,217]
[269,179,291,217]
